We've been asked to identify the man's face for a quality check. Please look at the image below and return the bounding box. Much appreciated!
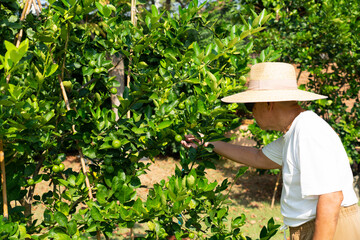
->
[252,102,273,130]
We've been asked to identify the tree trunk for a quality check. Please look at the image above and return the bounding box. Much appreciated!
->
[110,55,125,121]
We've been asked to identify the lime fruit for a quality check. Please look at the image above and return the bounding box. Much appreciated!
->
[89,60,96,67]
[186,175,196,188]
[52,165,60,173]
[110,87,118,94]
[112,139,121,148]
[63,81,72,90]
[178,102,185,110]
[216,122,224,128]
[175,134,182,142]
[106,165,114,173]
[104,158,112,165]
[59,163,65,172]
[27,178,35,186]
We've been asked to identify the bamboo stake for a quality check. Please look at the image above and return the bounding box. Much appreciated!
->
[129,2,137,237]
[58,23,99,239]
[35,0,42,11]
[6,0,33,83]
[127,0,137,119]
[0,140,8,219]
[271,171,281,209]
[31,0,41,16]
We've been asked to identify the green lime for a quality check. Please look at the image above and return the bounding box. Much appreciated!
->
[94,68,100,74]
[178,102,185,110]
[27,178,35,186]
[175,134,182,142]
[216,122,224,128]
[106,165,114,173]
[63,81,72,90]
[188,232,195,239]
[240,76,247,81]
[186,175,196,188]
[75,5,82,15]
[89,60,96,67]
[104,158,112,165]
[59,163,65,172]
[112,139,121,148]
[110,87,118,94]
[52,165,60,173]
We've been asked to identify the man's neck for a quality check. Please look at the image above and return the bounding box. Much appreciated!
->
[280,106,305,134]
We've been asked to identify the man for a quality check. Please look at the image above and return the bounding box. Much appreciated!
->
[181,62,360,240]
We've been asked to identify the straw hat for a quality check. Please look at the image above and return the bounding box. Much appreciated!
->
[221,62,327,103]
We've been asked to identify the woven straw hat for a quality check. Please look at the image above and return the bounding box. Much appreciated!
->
[221,62,327,103]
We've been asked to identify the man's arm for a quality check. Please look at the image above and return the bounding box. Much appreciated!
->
[210,141,280,169]
[313,191,343,240]
[181,135,280,169]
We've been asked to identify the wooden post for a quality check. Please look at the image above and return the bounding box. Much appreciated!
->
[129,3,137,237]
[58,24,98,238]
[0,140,8,219]
[127,0,137,119]
[271,171,281,209]
[6,0,33,83]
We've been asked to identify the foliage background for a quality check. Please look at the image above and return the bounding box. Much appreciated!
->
[0,0,359,239]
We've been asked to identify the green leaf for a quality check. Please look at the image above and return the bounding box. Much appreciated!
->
[232,214,246,228]
[235,166,248,179]
[157,120,173,129]
[151,5,159,17]
[49,227,71,240]
[54,211,68,228]
[45,64,58,77]
[67,220,77,235]
[217,208,227,220]
[59,202,70,216]
[90,206,102,221]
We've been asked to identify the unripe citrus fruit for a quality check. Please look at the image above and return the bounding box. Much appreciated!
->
[216,122,224,128]
[63,81,72,90]
[112,139,121,148]
[59,163,65,171]
[186,175,195,188]
[106,165,114,173]
[178,102,185,109]
[110,87,117,94]
[89,60,96,67]
[175,134,182,142]
[104,158,112,165]
[27,178,35,185]
[52,165,60,173]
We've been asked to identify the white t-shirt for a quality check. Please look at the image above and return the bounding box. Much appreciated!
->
[262,111,358,227]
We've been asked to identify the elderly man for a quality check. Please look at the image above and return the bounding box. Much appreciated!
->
[181,62,360,240]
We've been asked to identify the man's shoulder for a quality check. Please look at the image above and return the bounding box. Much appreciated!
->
[294,111,334,135]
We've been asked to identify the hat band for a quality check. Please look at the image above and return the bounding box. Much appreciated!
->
[248,79,298,90]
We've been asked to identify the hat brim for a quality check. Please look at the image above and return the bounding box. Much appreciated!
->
[221,89,328,103]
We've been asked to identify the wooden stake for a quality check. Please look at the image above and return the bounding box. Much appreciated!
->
[127,0,137,119]
[0,140,9,219]
[57,23,99,239]
[6,0,34,83]
[271,172,281,209]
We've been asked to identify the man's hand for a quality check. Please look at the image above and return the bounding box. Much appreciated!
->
[180,134,208,149]
[313,191,343,240]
